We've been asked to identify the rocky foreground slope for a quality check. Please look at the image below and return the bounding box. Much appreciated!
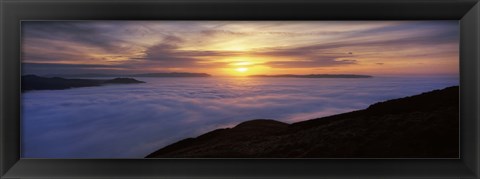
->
[147,86,459,158]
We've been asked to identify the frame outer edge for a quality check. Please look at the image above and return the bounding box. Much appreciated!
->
[474,1,480,178]
[1,1,20,178]
[461,1,480,177]
[1,0,479,178]
[1,0,4,177]
[472,1,480,177]
[1,0,478,2]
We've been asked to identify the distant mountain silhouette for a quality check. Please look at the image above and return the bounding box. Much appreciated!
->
[22,75,145,92]
[146,86,459,158]
[103,78,145,84]
[45,72,211,78]
[129,73,211,77]
[249,74,372,78]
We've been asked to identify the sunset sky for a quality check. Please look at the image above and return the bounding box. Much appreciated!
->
[22,21,459,76]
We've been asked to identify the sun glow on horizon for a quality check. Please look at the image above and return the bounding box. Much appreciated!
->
[232,61,253,66]
[235,67,249,73]
[22,21,459,77]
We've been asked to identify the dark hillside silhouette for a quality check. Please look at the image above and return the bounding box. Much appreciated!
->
[147,86,459,158]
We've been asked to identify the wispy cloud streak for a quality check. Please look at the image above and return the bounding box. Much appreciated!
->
[21,21,459,76]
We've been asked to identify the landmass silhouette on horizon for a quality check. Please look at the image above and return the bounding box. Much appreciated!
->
[249,74,372,78]
[21,73,373,92]
[21,75,145,92]
[37,73,372,78]
[146,86,459,158]
[43,72,212,78]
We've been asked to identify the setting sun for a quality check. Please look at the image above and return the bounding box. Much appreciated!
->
[235,67,249,73]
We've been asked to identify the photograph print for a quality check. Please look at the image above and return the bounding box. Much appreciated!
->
[21,21,459,158]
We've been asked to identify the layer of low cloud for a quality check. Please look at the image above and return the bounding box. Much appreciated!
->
[21,76,458,158]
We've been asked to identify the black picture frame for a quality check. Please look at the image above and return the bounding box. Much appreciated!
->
[1,0,479,178]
